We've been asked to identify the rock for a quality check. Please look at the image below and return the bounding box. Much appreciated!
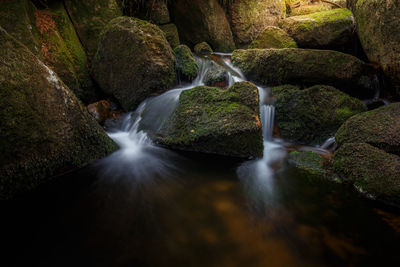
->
[274,85,367,144]
[288,151,328,177]
[281,8,355,48]
[0,27,118,199]
[194,42,213,55]
[91,17,176,111]
[347,0,358,14]
[249,26,297,49]
[335,103,400,154]
[170,0,235,52]
[225,0,286,47]
[287,0,345,16]
[0,0,41,55]
[36,2,95,103]
[174,45,198,82]
[158,82,263,158]
[159,23,180,48]
[204,61,230,87]
[232,48,369,96]
[356,0,400,91]
[133,0,170,25]
[87,100,111,124]
[333,142,400,206]
[64,0,122,59]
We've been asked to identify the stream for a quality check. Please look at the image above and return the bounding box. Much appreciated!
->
[1,54,400,267]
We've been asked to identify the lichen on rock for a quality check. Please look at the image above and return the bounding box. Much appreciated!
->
[249,26,297,49]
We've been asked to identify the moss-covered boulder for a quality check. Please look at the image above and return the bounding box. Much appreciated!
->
[64,0,122,59]
[274,85,367,144]
[0,27,117,199]
[335,103,400,154]
[204,61,230,87]
[170,0,235,52]
[333,143,400,206]
[131,0,170,25]
[288,151,328,177]
[174,44,198,82]
[356,0,400,90]
[0,0,41,55]
[36,2,95,103]
[281,8,355,48]
[249,26,297,49]
[91,17,176,111]
[159,23,180,48]
[232,48,368,94]
[194,42,213,55]
[157,82,263,158]
[286,0,345,16]
[225,0,286,47]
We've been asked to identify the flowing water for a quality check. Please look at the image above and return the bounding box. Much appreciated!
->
[1,55,400,267]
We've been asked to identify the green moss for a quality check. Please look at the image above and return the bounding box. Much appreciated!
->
[159,23,180,48]
[289,151,327,176]
[194,42,213,55]
[333,142,400,205]
[174,44,198,82]
[273,84,367,144]
[335,103,400,154]
[159,82,263,158]
[249,26,297,49]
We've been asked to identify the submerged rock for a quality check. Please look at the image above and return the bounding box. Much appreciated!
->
[232,48,368,96]
[225,0,286,47]
[288,151,327,177]
[194,42,213,55]
[281,8,355,48]
[170,0,235,52]
[333,143,400,206]
[356,0,400,95]
[249,26,297,49]
[204,61,230,87]
[335,103,400,154]
[159,23,180,48]
[174,45,198,82]
[158,82,263,158]
[64,0,122,59]
[274,85,367,144]
[91,17,176,111]
[0,28,117,199]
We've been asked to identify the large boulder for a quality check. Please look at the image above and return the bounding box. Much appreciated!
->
[0,27,117,199]
[274,85,366,144]
[333,143,400,206]
[335,103,400,154]
[159,23,180,48]
[286,0,346,16]
[157,82,263,158]
[64,0,122,59]
[225,0,286,47]
[36,2,95,103]
[170,0,235,52]
[249,26,297,49]
[174,44,198,82]
[281,8,355,48]
[133,0,170,25]
[91,17,176,111]
[0,0,41,55]
[356,0,400,94]
[232,48,369,95]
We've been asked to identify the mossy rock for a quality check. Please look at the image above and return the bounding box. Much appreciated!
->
[333,142,400,206]
[289,151,328,177]
[0,27,118,199]
[356,0,400,94]
[204,61,230,87]
[335,103,400,154]
[287,0,345,16]
[232,48,370,96]
[274,85,367,144]
[226,0,286,47]
[174,44,198,82]
[158,82,263,158]
[249,26,297,49]
[0,0,41,55]
[64,0,122,59]
[170,0,235,52]
[131,0,170,25]
[91,17,176,111]
[159,23,180,48]
[194,42,213,55]
[281,8,355,48]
